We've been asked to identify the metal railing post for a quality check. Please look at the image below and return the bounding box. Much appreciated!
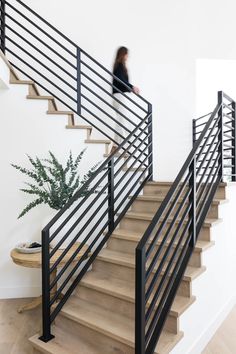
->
[189,156,196,247]
[135,247,146,354]
[0,0,6,54]
[192,118,196,146]
[77,47,81,115]
[39,229,54,342]
[148,103,153,180]
[218,91,224,181]
[108,157,114,233]
[232,100,236,182]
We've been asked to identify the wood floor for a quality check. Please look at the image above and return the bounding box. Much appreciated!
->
[0,298,235,354]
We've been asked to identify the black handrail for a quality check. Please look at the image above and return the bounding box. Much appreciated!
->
[135,91,236,354]
[0,0,153,343]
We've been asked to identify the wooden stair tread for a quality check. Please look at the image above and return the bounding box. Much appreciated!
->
[47,110,74,115]
[66,125,92,130]
[79,271,196,317]
[85,139,111,144]
[136,195,228,205]
[29,327,101,354]
[60,297,183,353]
[10,79,34,84]
[111,228,215,252]
[27,95,54,100]
[146,181,228,187]
[97,248,206,281]
[123,211,222,227]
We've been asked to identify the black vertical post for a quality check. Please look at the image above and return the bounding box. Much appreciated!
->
[192,119,196,146]
[218,91,224,181]
[189,156,196,247]
[232,100,236,182]
[108,157,114,233]
[39,229,54,342]
[135,247,146,354]
[77,47,81,115]
[148,103,153,180]
[0,0,6,54]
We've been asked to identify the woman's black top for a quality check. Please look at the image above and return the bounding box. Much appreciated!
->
[112,63,133,94]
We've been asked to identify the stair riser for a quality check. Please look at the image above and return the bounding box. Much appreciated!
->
[107,238,202,267]
[75,286,178,334]
[56,314,134,354]
[93,260,192,297]
[120,217,211,242]
[131,200,219,219]
[143,184,225,200]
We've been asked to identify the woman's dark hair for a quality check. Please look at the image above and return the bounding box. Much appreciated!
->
[113,46,128,71]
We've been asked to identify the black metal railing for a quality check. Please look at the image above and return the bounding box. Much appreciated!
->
[135,91,236,354]
[0,0,153,342]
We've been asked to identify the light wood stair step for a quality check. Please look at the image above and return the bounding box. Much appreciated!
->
[79,271,196,318]
[27,95,54,100]
[10,79,34,85]
[96,248,206,282]
[85,139,111,144]
[123,211,222,227]
[58,296,183,354]
[110,228,215,253]
[47,110,74,115]
[66,125,92,130]
[135,195,228,206]
[29,326,101,354]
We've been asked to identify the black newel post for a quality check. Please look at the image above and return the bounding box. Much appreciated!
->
[0,0,6,54]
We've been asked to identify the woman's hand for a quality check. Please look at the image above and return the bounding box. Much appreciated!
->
[133,86,140,95]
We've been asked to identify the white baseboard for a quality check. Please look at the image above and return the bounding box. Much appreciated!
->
[187,295,236,354]
[0,286,41,299]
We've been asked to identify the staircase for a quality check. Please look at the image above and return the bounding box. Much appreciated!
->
[1,2,236,354]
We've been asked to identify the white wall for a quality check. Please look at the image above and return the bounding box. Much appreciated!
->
[0,57,108,298]
[196,59,236,116]
[18,0,236,180]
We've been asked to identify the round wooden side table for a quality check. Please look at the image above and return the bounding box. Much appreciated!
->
[10,242,88,313]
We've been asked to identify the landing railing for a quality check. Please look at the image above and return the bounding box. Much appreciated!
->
[135,91,236,354]
[0,0,153,342]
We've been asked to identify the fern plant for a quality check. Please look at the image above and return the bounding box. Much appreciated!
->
[12,149,99,218]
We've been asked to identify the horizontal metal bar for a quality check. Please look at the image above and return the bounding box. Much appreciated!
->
[49,195,109,288]
[81,59,147,114]
[5,1,77,57]
[81,71,143,121]
[81,92,131,133]
[195,112,213,122]
[196,117,220,161]
[50,216,108,306]
[114,143,150,194]
[80,104,124,141]
[145,189,191,306]
[5,14,77,69]
[49,170,108,243]
[145,217,192,343]
[223,92,235,103]
[223,104,234,112]
[114,152,151,207]
[196,155,220,202]
[80,51,151,107]
[114,174,150,228]
[114,133,150,179]
[145,170,191,260]
[49,183,108,258]
[6,48,77,102]
[6,36,77,93]
[8,0,78,48]
[114,166,149,216]
[42,111,151,231]
[5,25,77,81]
